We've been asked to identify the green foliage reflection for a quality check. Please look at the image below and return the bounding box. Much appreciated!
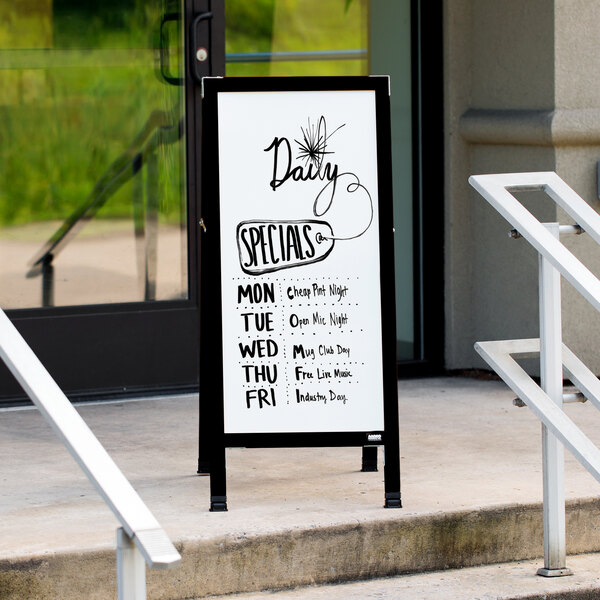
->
[225,0,368,77]
[0,0,184,228]
[0,0,367,228]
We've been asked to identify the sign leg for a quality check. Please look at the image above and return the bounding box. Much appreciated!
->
[197,413,210,475]
[209,444,227,511]
[197,455,210,475]
[361,446,378,472]
[383,440,401,508]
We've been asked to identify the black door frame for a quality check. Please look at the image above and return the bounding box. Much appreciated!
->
[0,0,225,404]
[397,0,444,377]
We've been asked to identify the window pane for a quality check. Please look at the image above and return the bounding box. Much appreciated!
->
[225,0,368,76]
[225,0,415,361]
[0,0,187,308]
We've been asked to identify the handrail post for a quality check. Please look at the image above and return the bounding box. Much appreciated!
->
[117,527,147,600]
[144,151,158,301]
[41,254,54,307]
[537,223,570,576]
[469,172,600,577]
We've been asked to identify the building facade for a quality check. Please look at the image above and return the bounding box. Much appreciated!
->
[446,1,600,374]
[1,0,598,402]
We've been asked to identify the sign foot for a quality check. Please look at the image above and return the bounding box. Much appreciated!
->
[210,496,228,512]
[384,492,402,508]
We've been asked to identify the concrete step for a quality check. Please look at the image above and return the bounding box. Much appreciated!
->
[221,553,600,600]
[3,378,600,599]
[3,499,600,599]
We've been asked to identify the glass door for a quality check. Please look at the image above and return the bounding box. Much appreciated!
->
[1,0,188,308]
[224,0,429,366]
[0,0,224,402]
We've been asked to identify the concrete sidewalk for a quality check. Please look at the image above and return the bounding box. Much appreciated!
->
[225,553,600,600]
[2,376,600,598]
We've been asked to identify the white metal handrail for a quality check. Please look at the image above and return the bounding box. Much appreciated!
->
[474,339,600,480]
[471,172,600,311]
[470,171,600,577]
[0,308,180,599]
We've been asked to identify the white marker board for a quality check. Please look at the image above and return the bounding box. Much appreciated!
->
[200,76,397,440]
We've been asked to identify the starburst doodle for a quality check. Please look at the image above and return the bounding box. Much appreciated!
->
[295,116,345,170]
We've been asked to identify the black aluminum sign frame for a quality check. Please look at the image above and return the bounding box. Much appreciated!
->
[198,76,400,511]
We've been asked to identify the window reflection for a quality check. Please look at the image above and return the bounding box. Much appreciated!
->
[224,0,415,361]
[0,0,187,308]
[225,0,368,76]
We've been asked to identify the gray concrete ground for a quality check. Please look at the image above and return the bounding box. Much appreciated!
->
[224,553,600,600]
[2,376,600,598]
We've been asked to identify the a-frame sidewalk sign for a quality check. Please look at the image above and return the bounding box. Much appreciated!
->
[198,76,400,511]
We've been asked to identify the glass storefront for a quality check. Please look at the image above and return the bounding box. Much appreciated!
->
[0,0,438,403]
[224,0,415,361]
[0,0,187,309]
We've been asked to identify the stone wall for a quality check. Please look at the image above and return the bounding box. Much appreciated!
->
[444,0,600,373]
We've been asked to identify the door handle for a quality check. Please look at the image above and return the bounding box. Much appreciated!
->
[190,11,213,83]
[160,12,184,86]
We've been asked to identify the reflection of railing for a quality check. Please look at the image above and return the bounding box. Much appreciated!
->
[0,307,181,598]
[470,172,600,577]
[27,111,183,307]
[226,49,367,63]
